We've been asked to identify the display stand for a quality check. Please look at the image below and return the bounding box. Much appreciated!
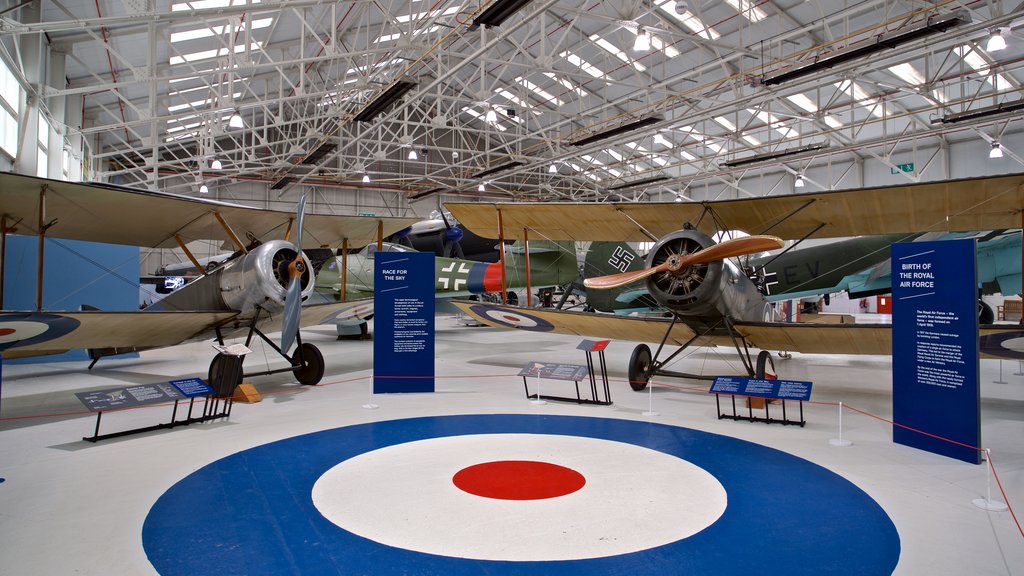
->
[518,340,613,405]
[76,377,229,443]
[714,394,805,427]
[709,376,812,427]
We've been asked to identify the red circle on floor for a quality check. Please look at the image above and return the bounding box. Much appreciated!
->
[452,460,586,500]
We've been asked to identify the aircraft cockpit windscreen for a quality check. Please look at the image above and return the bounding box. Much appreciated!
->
[360,242,417,259]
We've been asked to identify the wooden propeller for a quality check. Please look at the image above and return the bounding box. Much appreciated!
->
[583,235,784,290]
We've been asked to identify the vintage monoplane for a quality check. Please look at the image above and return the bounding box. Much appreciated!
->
[447,173,1024,389]
[0,172,417,389]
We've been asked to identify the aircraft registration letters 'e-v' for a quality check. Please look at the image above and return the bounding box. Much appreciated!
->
[0,172,418,388]
[446,173,1024,390]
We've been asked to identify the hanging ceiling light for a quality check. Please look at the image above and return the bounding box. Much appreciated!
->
[987,28,1006,52]
[478,182,486,192]
[199,183,209,194]
[794,174,805,187]
[210,158,223,170]
[674,194,683,202]
[408,148,419,160]
[485,108,498,123]
[989,142,1004,159]
[633,27,650,52]
[362,173,371,183]
[228,109,244,129]
[548,163,557,173]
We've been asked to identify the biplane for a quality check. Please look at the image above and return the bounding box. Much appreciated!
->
[447,173,1024,389]
[0,172,417,388]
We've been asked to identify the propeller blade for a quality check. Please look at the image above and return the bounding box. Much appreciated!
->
[280,193,308,354]
[584,235,783,290]
[294,193,307,250]
[279,273,302,354]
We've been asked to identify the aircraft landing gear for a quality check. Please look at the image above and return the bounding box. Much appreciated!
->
[208,352,244,396]
[628,344,653,391]
[292,342,325,385]
[755,350,775,379]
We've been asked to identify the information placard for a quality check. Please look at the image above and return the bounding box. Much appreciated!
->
[709,376,813,401]
[892,239,980,464]
[373,251,435,393]
[169,377,214,398]
[518,361,589,381]
[75,383,184,412]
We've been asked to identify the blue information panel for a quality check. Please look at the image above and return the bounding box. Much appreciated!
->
[892,239,980,464]
[169,377,214,398]
[710,376,813,401]
[75,383,184,412]
[373,251,435,393]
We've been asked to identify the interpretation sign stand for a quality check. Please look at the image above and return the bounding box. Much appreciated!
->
[518,340,613,405]
[76,377,224,442]
[892,239,981,464]
[373,251,435,393]
[709,376,812,426]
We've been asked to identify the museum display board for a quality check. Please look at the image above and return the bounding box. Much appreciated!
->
[892,239,980,464]
[373,250,435,393]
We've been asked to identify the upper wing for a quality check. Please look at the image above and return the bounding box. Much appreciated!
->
[450,301,1024,360]
[446,173,1024,241]
[0,172,418,249]
[0,310,237,359]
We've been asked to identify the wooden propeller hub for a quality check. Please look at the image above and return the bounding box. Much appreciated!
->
[288,258,306,278]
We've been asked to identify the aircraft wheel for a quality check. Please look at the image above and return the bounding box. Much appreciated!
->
[208,352,243,396]
[292,343,325,385]
[755,350,775,379]
[628,344,653,391]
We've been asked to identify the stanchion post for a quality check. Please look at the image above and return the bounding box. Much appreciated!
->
[363,378,379,410]
[531,373,546,405]
[972,448,1008,511]
[993,360,1008,384]
[642,381,658,417]
[829,401,852,447]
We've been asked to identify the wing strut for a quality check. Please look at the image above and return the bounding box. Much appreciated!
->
[498,208,507,304]
[340,238,348,302]
[173,234,206,276]
[213,212,248,253]
[524,228,532,307]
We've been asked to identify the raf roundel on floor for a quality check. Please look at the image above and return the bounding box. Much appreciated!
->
[143,414,900,575]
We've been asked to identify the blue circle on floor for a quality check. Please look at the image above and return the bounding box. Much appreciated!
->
[143,414,899,575]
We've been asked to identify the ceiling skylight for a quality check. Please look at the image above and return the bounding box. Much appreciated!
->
[649,34,680,58]
[560,51,608,80]
[172,0,261,12]
[543,73,588,98]
[724,0,767,22]
[654,0,720,40]
[786,93,844,129]
[954,45,1011,91]
[495,89,542,115]
[170,18,272,43]
[589,35,646,72]
[168,92,242,112]
[834,81,887,119]
[516,76,565,106]
[170,42,262,66]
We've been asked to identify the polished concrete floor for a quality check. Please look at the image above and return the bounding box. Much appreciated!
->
[1,315,1022,575]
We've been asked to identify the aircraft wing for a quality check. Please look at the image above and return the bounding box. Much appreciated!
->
[446,173,1024,241]
[451,301,1024,360]
[246,297,376,335]
[0,310,238,359]
[0,172,418,249]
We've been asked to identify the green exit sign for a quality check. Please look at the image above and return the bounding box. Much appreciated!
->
[358,212,376,216]
[890,162,914,174]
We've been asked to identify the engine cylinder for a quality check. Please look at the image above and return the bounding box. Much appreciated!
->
[644,229,724,318]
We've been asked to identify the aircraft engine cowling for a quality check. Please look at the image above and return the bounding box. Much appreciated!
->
[218,239,314,315]
[644,229,725,318]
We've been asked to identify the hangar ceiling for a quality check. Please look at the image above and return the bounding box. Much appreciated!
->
[4,0,1024,207]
